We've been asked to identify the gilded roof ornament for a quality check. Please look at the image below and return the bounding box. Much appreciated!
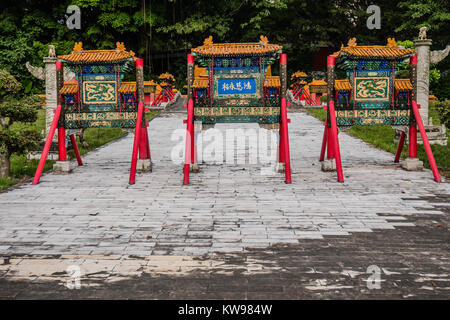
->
[386,38,398,48]
[203,36,213,47]
[73,42,83,53]
[347,38,357,47]
[116,42,126,52]
[259,35,269,45]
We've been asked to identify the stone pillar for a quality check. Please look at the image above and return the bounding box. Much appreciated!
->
[413,39,432,125]
[43,56,58,141]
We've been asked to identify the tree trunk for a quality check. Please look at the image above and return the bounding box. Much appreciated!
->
[0,152,11,178]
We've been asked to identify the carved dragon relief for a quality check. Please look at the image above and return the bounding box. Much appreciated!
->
[26,44,75,81]
[430,45,450,64]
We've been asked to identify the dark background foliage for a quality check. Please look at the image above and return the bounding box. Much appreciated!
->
[1,0,449,98]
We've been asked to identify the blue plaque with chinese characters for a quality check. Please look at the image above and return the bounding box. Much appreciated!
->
[217,78,257,95]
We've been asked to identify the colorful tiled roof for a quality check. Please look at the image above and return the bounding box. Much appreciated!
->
[264,76,281,88]
[58,42,136,64]
[193,76,209,89]
[194,66,207,77]
[291,71,308,80]
[334,79,352,91]
[60,81,78,94]
[192,35,282,56]
[159,72,175,82]
[118,81,136,93]
[332,38,414,59]
[309,79,328,86]
[118,81,160,93]
[395,78,413,91]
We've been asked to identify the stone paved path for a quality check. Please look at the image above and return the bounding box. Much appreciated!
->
[0,101,449,299]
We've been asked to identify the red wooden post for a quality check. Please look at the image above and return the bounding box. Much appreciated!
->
[69,134,83,166]
[278,125,285,163]
[58,127,67,161]
[319,124,328,161]
[183,98,194,184]
[144,125,151,161]
[280,53,291,183]
[328,101,344,182]
[183,53,195,184]
[394,131,406,163]
[139,126,149,159]
[408,125,417,158]
[129,101,144,184]
[32,105,62,184]
[326,124,335,159]
[411,101,441,182]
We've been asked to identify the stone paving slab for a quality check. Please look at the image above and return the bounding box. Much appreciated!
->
[0,102,449,298]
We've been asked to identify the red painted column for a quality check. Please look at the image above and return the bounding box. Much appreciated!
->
[327,124,335,159]
[57,127,67,161]
[183,98,194,184]
[408,125,417,158]
[409,54,418,159]
[278,125,285,163]
[139,126,149,159]
[280,53,291,183]
[183,54,195,184]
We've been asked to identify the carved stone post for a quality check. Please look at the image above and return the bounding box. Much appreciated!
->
[414,39,432,124]
[43,56,58,141]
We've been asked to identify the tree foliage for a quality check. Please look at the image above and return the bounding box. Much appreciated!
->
[0,0,449,98]
[0,69,42,177]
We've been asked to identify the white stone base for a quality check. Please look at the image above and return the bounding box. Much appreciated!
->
[401,157,424,171]
[53,161,73,174]
[275,162,285,173]
[136,159,152,172]
[321,159,336,172]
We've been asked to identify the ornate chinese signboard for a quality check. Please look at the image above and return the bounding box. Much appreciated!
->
[57,42,141,129]
[320,38,441,182]
[183,36,292,184]
[33,42,151,185]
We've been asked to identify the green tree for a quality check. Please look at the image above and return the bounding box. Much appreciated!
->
[0,69,42,177]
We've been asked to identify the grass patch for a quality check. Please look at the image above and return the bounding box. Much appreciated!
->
[0,109,161,191]
[306,108,450,178]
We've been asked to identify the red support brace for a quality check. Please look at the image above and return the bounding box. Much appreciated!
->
[328,101,344,182]
[319,124,328,162]
[411,101,441,182]
[32,105,62,184]
[69,134,83,166]
[394,131,406,163]
[129,101,145,184]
